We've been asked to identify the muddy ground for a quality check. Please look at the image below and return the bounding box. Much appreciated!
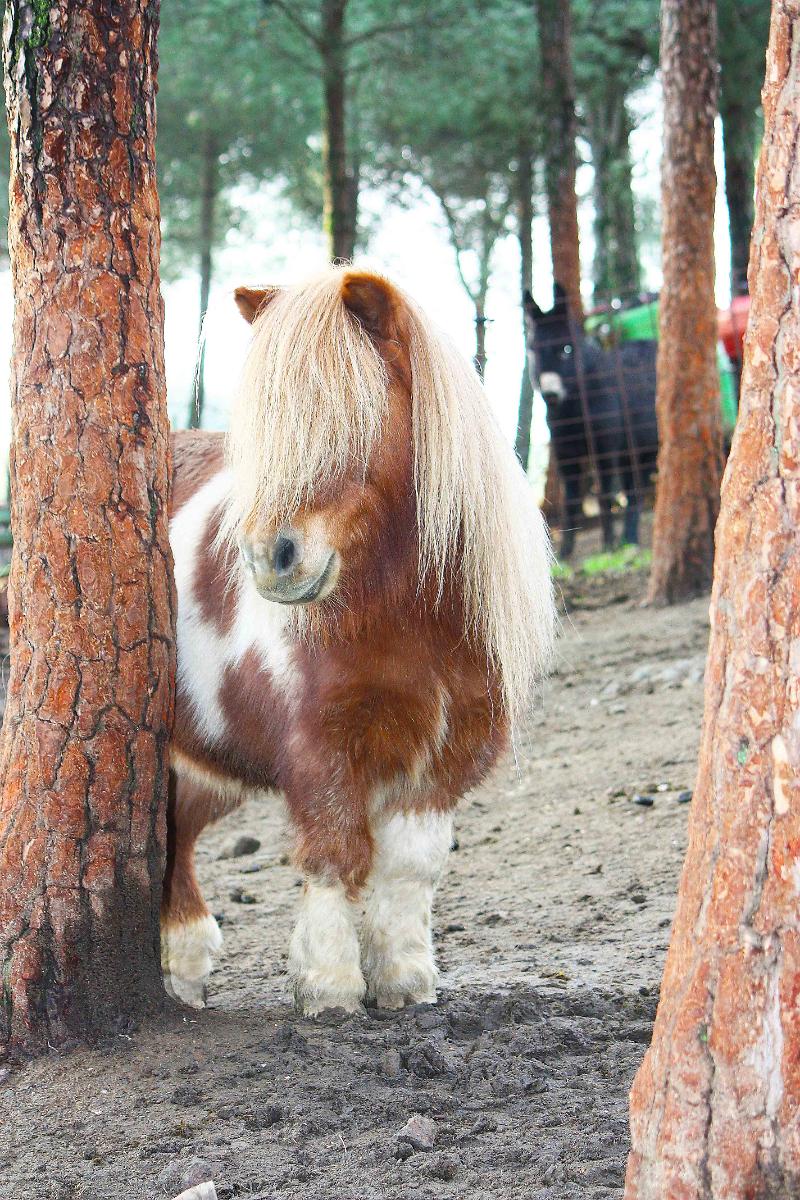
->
[0,527,711,1200]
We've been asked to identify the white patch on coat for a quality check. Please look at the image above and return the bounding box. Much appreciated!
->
[361,810,453,1008]
[288,877,365,1016]
[161,914,223,1009]
[169,746,255,810]
[539,371,566,399]
[170,469,299,749]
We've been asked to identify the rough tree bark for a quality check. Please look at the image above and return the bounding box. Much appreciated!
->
[0,0,175,1056]
[647,0,724,605]
[515,148,535,469]
[536,0,583,320]
[626,4,800,1195]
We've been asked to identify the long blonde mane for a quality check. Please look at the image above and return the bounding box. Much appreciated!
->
[224,266,555,724]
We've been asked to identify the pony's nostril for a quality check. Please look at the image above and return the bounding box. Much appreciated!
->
[273,532,297,575]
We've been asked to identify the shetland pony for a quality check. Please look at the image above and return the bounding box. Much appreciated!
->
[162,268,555,1015]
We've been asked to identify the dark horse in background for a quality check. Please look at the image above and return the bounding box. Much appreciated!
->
[524,284,658,559]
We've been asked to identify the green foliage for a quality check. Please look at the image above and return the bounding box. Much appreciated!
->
[573,0,659,297]
[157,0,319,281]
[717,0,770,284]
[717,0,770,109]
[368,2,542,303]
[580,545,652,575]
[552,544,652,578]
[28,0,51,50]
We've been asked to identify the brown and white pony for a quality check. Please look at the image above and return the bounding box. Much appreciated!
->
[162,267,555,1015]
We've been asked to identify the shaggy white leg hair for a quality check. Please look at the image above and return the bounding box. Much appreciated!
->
[161,915,223,1009]
[361,809,453,1009]
[288,878,366,1016]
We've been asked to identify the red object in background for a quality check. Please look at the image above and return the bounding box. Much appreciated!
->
[717,294,750,362]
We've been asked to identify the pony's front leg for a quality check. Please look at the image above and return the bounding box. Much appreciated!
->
[287,795,372,1017]
[361,808,453,1009]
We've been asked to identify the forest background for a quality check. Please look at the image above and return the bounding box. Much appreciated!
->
[0,0,770,486]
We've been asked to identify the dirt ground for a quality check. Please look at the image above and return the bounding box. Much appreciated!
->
[0,526,712,1200]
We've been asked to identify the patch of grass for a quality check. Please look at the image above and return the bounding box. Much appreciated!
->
[551,559,573,579]
[580,545,652,576]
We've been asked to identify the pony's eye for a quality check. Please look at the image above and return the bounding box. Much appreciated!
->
[562,344,573,357]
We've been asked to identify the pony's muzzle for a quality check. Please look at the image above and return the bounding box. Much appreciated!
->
[538,372,566,401]
[239,526,339,605]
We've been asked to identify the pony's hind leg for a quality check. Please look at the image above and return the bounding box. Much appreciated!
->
[161,771,227,1008]
[361,808,453,1009]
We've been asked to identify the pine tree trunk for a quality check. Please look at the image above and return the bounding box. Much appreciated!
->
[0,0,175,1056]
[189,131,217,430]
[321,0,356,262]
[536,0,583,319]
[591,95,641,300]
[626,4,800,1195]
[646,0,723,606]
[719,96,757,294]
[515,149,535,470]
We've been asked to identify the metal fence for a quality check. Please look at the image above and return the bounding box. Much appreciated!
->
[542,286,748,547]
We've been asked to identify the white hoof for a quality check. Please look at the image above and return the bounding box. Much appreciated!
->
[161,915,222,1009]
[363,947,439,1009]
[288,878,365,1017]
[291,971,367,1018]
[362,810,451,1009]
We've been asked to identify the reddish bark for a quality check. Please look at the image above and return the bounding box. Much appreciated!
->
[626,3,800,1195]
[536,0,583,320]
[647,0,724,605]
[0,1,175,1055]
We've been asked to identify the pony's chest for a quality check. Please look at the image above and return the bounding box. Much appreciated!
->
[171,471,298,757]
[294,644,505,800]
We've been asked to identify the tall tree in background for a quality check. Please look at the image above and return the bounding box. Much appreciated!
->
[627,4,800,1193]
[514,148,536,468]
[262,0,447,261]
[573,0,659,300]
[369,1,541,427]
[717,0,770,293]
[647,0,723,606]
[0,0,175,1054]
[536,0,583,318]
[158,0,317,427]
[436,186,512,376]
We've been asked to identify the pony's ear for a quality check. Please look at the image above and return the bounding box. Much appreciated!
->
[234,285,279,324]
[523,289,542,319]
[341,271,396,341]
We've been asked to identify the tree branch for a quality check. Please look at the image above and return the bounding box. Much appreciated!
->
[263,0,322,50]
[436,191,479,304]
[344,18,418,47]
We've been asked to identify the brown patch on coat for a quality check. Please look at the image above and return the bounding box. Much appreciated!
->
[171,429,225,516]
[193,502,237,637]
